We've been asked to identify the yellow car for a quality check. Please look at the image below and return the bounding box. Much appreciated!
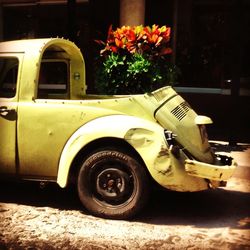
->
[0,38,237,219]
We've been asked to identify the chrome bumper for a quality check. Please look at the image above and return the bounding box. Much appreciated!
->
[185,154,237,181]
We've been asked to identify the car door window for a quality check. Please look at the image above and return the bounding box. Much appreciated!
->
[0,57,18,98]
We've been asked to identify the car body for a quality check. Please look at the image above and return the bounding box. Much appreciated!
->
[0,38,237,219]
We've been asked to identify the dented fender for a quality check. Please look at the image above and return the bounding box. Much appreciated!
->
[57,115,166,187]
[57,114,217,192]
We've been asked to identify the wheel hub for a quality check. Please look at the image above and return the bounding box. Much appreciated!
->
[96,168,131,201]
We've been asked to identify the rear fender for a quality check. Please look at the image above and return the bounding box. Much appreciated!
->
[56,115,166,187]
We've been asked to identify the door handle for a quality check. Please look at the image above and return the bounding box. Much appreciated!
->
[0,106,8,113]
[0,106,14,114]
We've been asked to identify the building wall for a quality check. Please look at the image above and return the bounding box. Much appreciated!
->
[1,0,249,141]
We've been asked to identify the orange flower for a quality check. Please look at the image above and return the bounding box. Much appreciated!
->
[97,24,172,55]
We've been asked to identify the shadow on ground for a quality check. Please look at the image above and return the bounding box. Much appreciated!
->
[0,180,249,229]
[138,188,250,229]
[0,181,83,211]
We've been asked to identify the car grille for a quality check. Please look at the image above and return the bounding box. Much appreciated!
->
[171,101,190,121]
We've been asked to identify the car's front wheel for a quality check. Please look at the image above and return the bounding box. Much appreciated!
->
[77,148,149,219]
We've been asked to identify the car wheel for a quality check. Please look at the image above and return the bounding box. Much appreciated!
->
[77,148,149,219]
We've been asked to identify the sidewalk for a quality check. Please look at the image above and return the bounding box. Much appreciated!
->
[210,140,250,180]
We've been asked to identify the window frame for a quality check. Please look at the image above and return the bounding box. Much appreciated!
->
[0,56,19,99]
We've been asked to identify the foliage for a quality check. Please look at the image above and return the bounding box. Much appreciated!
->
[95,25,180,94]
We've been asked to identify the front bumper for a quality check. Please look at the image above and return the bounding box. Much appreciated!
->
[185,154,237,181]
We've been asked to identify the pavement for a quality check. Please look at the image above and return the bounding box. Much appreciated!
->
[210,140,250,180]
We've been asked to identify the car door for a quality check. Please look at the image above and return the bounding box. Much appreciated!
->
[0,55,21,174]
[17,60,78,178]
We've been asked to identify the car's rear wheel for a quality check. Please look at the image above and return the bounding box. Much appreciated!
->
[77,148,149,219]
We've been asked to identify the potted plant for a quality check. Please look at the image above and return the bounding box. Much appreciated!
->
[95,25,180,94]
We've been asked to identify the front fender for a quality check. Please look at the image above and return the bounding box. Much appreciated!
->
[57,115,166,187]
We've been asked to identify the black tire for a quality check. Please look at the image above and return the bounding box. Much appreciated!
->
[77,148,149,219]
